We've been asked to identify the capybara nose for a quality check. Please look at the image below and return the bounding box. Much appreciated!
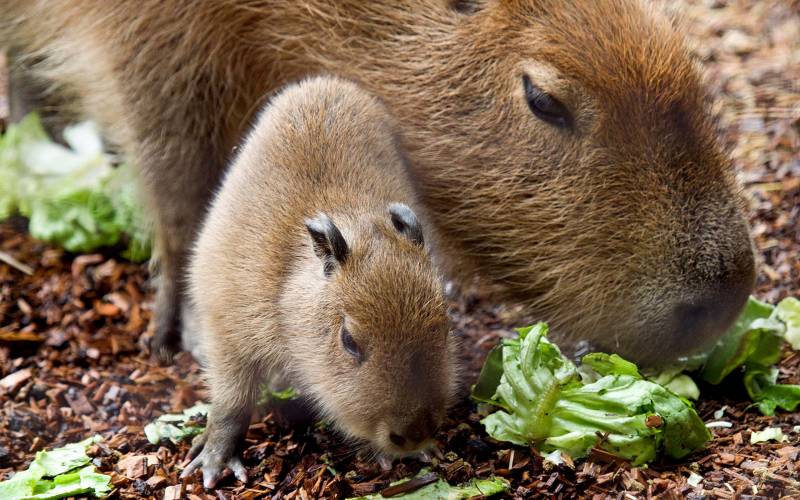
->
[671,251,755,351]
[389,432,406,447]
[390,411,438,449]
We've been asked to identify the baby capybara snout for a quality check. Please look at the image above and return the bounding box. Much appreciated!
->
[373,351,452,456]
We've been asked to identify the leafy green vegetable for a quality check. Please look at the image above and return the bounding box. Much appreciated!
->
[749,426,787,444]
[696,296,800,415]
[472,345,504,405]
[0,114,48,219]
[699,297,784,384]
[144,403,210,445]
[348,471,508,499]
[0,113,151,260]
[743,365,800,415]
[33,436,101,477]
[0,436,111,500]
[473,324,710,465]
[257,386,300,406]
[582,353,641,378]
[648,370,700,401]
[775,297,800,350]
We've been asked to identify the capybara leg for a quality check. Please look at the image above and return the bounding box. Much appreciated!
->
[144,145,224,363]
[182,362,258,488]
[149,232,185,363]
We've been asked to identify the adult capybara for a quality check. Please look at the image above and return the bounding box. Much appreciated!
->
[1,0,755,366]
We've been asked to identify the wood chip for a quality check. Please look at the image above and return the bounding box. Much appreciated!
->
[163,484,185,500]
[0,368,32,392]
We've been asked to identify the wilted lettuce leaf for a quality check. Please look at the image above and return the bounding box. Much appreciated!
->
[144,403,210,445]
[749,426,787,444]
[0,436,111,500]
[0,113,151,260]
[473,324,710,465]
[348,470,508,500]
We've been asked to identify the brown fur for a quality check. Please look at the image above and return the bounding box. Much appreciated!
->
[1,0,754,365]
[185,76,456,486]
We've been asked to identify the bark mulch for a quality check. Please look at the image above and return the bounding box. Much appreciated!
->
[1,0,798,498]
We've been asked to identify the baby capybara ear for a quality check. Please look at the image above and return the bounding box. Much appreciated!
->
[305,213,349,276]
[388,203,424,247]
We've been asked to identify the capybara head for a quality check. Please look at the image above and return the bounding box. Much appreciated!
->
[390,0,755,365]
[286,205,456,456]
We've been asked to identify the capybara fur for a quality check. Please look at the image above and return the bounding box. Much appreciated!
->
[184,76,456,487]
[1,0,755,365]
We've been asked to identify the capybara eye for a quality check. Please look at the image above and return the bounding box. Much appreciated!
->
[523,75,572,129]
[340,326,363,362]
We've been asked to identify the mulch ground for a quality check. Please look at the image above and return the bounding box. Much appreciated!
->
[1,0,799,498]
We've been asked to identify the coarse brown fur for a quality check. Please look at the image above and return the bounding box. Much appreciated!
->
[1,0,755,365]
[184,76,456,486]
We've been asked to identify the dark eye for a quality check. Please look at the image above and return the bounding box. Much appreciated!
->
[341,327,363,361]
[523,75,572,129]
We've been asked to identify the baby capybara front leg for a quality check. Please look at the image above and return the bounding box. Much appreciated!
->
[181,363,259,488]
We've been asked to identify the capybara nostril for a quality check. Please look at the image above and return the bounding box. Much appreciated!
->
[389,433,406,447]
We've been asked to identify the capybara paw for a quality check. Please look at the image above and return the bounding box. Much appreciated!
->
[181,432,247,489]
[148,331,180,365]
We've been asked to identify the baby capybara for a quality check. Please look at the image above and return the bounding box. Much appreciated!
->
[1,0,755,365]
[185,76,456,487]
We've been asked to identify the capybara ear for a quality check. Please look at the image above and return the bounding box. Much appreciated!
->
[305,213,349,276]
[388,203,424,247]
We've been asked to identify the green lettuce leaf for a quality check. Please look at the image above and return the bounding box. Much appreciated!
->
[0,436,110,500]
[582,353,642,378]
[348,471,508,500]
[21,466,111,500]
[743,365,800,415]
[0,114,49,219]
[144,403,210,445]
[775,297,800,350]
[33,436,101,477]
[474,323,709,465]
[472,344,505,406]
[699,297,784,384]
[648,370,700,401]
[0,113,151,260]
[694,296,800,416]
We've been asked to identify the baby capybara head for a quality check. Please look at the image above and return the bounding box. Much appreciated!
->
[289,205,456,456]
[401,0,754,364]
